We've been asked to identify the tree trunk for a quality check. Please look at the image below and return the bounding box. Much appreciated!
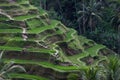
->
[89,16,93,32]
[82,0,86,34]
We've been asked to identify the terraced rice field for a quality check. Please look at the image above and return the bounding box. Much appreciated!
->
[0,0,114,80]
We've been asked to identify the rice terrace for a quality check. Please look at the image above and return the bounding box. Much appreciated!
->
[0,0,120,80]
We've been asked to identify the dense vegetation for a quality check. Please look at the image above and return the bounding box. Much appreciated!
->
[30,0,120,54]
[0,0,119,80]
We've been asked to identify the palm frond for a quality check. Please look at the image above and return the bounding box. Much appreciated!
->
[91,12,102,21]
[7,65,26,73]
[0,51,4,60]
[77,11,87,15]
[0,61,14,75]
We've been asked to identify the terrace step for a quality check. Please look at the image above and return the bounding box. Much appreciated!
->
[68,44,106,66]
[0,46,54,53]
[79,36,96,46]
[4,59,80,72]
[18,0,29,5]
[54,29,77,44]
[43,29,64,42]
[26,18,46,29]
[13,14,38,21]
[0,22,22,29]
[0,0,29,6]
[9,73,49,80]
[3,59,82,79]
[0,4,21,10]
[0,20,59,34]
[0,29,22,33]
[27,20,60,34]
[11,8,46,21]
[3,37,36,41]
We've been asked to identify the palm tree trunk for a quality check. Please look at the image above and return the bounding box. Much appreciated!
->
[118,25,120,54]
[74,0,81,34]
[82,0,86,34]
[78,22,82,34]
[89,16,93,32]
[83,18,86,34]
[39,0,42,8]
[57,0,63,15]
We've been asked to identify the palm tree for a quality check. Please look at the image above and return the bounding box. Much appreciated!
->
[77,0,102,33]
[102,55,120,80]
[81,66,106,80]
[111,13,120,31]
[0,51,26,80]
[107,0,120,31]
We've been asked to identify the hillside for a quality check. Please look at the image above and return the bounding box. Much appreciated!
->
[0,0,116,80]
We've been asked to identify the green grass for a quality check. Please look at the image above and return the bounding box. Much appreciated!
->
[9,73,49,80]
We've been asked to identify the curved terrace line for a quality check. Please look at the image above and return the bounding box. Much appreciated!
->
[0,9,14,20]
[35,40,48,49]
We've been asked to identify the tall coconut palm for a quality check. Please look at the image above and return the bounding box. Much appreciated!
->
[111,12,120,31]
[77,0,102,33]
[107,0,120,31]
